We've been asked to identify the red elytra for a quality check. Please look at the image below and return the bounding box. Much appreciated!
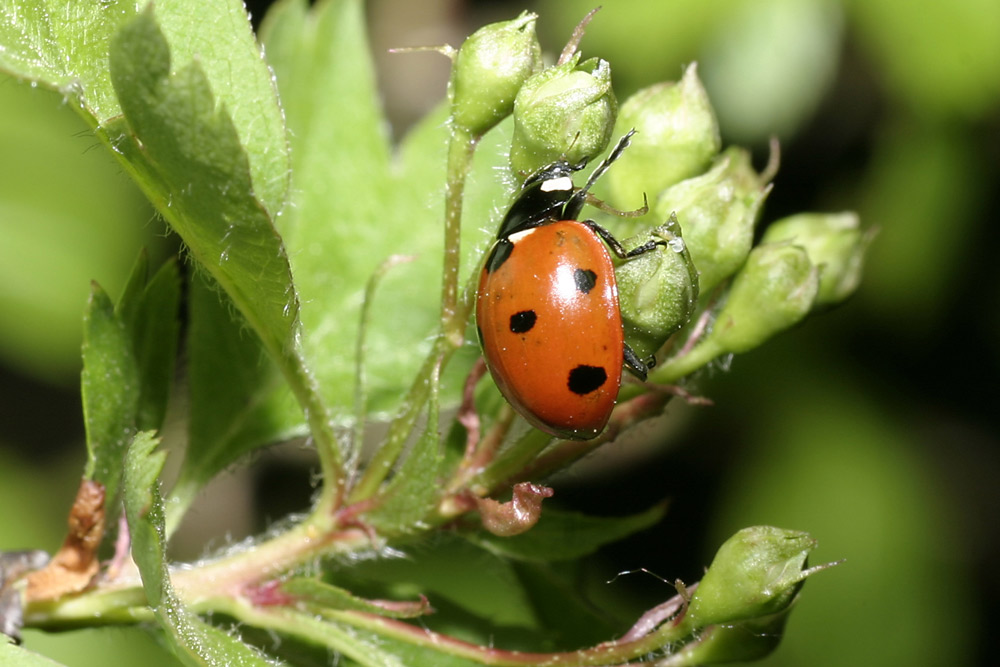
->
[476,220,623,439]
[475,131,661,440]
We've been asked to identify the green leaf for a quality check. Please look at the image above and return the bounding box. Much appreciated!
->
[168,272,305,524]
[0,1,288,209]
[108,8,297,365]
[150,1,290,216]
[82,252,180,512]
[511,561,622,646]
[281,578,430,619]
[117,253,181,433]
[344,536,538,629]
[122,432,169,606]
[258,0,391,419]
[81,282,139,506]
[326,627,483,667]
[466,503,667,562]
[364,391,443,533]
[261,0,513,420]
[0,0,132,119]
[123,432,284,666]
[0,636,67,667]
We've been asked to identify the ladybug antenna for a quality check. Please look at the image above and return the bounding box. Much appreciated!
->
[566,129,636,216]
[564,132,589,171]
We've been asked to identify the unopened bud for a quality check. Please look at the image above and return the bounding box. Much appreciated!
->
[451,12,542,136]
[705,242,818,354]
[616,217,699,359]
[686,526,815,627]
[509,54,617,175]
[655,146,770,294]
[606,63,721,209]
[761,211,870,306]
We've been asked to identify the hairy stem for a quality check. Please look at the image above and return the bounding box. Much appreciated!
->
[350,123,481,501]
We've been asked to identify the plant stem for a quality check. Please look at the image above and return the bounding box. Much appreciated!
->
[648,338,723,385]
[441,125,479,346]
[348,335,447,502]
[286,349,346,513]
[350,254,416,472]
[350,123,481,502]
[299,605,698,666]
[467,428,551,494]
[23,516,373,630]
[171,520,370,602]
[24,588,154,630]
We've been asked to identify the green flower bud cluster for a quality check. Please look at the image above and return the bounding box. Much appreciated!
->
[707,242,819,354]
[448,13,869,381]
[448,12,619,169]
[761,212,873,306]
[584,64,869,377]
[687,526,815,626]
[649,210,870,381]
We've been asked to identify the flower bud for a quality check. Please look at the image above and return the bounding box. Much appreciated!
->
[616,217,699,359]
[704,242,818,354]
[606,63,721,209]
[450,12,542,137]
[686,526,815,627]
[509,54,617,176]
[655,146,770,294]
[761,211,871,306]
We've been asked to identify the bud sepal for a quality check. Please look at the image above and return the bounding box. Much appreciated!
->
[761,211,873,306]
[616,216,700,360]
[606,63,721,209]
[509,53,617,176]
[656,146,772,295]
[651,242,819,382]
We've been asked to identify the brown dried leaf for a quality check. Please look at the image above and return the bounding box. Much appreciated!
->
[475,482,553,537]
[25,479,106,601]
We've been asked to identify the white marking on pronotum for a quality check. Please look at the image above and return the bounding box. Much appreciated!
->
[540,176,573,192]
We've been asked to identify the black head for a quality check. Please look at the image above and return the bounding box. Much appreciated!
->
[494,158,588,240]
[493,130,636,241]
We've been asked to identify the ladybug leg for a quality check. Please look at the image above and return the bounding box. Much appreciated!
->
[565,129,637,219]
[581,219,667,259]
[623,343,652,381]
[583,191,649,218]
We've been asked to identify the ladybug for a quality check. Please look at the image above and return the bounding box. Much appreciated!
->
[476,130,662,440]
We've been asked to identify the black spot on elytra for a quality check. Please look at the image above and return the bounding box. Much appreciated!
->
[485,239,514,273]
[574,268,597,294]
[509,310,537,334]
[567,365,608,395]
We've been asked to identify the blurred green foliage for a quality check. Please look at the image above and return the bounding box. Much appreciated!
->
[0,75,155,383]
[708,352,974,666]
